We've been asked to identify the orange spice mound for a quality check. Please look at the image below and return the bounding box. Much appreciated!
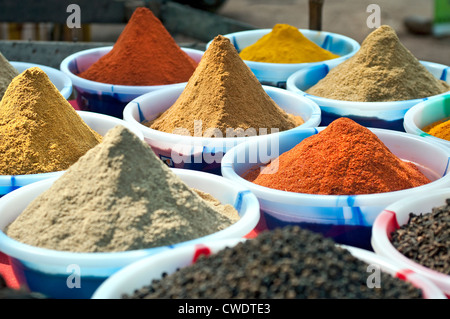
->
[78,7,197,86]
[248,117,431,195]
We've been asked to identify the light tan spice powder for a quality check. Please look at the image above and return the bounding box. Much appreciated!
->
[147,35,304,137]
[5,125,240,253]
[306,25,450,102]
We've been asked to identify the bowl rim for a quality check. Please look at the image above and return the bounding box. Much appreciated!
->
[11,61,73,99]
[211,28,361,68]
[371,188,450,293]
[403,93,450,146]
[0,168,260,267]
[286,60,450,109]
[220,126,450,206]
[122,84,322,145]
[59,46,205,91]
[92,238,446,299]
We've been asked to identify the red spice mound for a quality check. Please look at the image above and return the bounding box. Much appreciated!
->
[248,117,431,195]
[78,7,198,86]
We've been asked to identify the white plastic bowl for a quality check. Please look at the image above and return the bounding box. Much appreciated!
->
[210,28,360,88]
[371,188,450,297]
[11,61,73,99]
[123,84,321,175]
[221,126,450,250]
[0,168,260,299]
[91,238,446,299]
[60,46,204,118]
[404,93,450,148]
[0,110,144,196]
[286,60,450,131]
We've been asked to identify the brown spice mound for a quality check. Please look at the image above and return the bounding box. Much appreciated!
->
[249,117,431,195]
[0,67,102,175]
[306,25,450,102]
[147,35,304,137]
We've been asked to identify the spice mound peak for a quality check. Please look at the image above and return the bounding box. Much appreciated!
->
[250,117,431,195]
[0,67,102,175]
[148,35,303,137]
[306,25,450,102]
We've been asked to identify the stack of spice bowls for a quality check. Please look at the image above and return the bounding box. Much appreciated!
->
[11,61,73,99]
[286,60,450,131]
[220,125,450,250]
[0,169,260,299]
[216,28,360,88]
[91,237,446,299]
[60,46,204,119]
[371,188,450,297]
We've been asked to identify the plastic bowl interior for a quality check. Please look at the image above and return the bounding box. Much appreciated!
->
[221,126,450,250]
[208,28,360,88]
[286,60,450,131]
[0,110,144,197]
[0,168,260,299]
[123,83,321,175]
[91,238,445,299]
[11,61,73,99]
[403,93,450,148]
[60,46,204,118]
[371,188,450,297]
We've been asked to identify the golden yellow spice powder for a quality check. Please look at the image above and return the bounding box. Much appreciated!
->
[423,118,450,141]
[239,24,339,63]
[0,67,102,175]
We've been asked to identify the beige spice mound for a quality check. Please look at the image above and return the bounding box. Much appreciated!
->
[5,125,240,253]
[147,35,304,137]
[306,25,450,102]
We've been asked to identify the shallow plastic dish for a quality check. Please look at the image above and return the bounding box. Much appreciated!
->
[0,168,259,299]
[11,61,73,99]
[123,84,321,175]
[60,46,204,118]
[91,238,446,299]
[221,126,450,250]
[0,110,144,196]
[371,188,450,297]
[212,29,360,88]
[286,60,450,131]
[403,93,450,148]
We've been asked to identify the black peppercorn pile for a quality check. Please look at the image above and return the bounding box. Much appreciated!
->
[123,226,423,299]
[391,199,450,275]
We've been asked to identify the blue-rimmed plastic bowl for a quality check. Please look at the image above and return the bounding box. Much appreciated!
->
[221,126,450,250]
[209,29,360,88]
[403,93,450,148]
[371,188,450,297]
[11,61,73,99]
[60,46,204,118]
[0,168,259,299]
[123,84,321,175]
[0,110,144,197]
[91,238,446,299]
[286,60,450,131]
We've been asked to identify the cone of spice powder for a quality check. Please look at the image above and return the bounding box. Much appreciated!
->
[306,25,450,102]
[78,7,198,86]
[0,67,102,175]
[147,35,304,137]
[5,125,240,253]
[247,117,431,195]
[0,51,19,101]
